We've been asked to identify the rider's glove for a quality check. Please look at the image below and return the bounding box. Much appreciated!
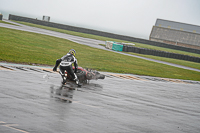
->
[53,67,57,71]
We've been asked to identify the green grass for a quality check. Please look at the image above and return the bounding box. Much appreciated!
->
[100,43,200,70]
[0,27,200,81]
[126,52,200,70]
[10,20,200,58]
[129,42,200,58]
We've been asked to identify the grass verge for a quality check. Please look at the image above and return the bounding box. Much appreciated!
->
[126,52,200,70]
[0,27,200,81]
[10,20,200,58]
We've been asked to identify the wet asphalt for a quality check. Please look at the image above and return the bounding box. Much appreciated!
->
[0,63,200,133]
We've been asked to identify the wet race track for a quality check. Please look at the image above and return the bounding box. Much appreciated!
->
[0,63,200,133]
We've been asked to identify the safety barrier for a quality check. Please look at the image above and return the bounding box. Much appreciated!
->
[106,42,199,63]
[123,45,200,63]
[105,41,113,49]
[105,41,123,51]
[112,43,123,51]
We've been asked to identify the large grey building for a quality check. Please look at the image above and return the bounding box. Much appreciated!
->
[149,19,200,49]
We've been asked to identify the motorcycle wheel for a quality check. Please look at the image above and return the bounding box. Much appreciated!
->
[76,71,86,82]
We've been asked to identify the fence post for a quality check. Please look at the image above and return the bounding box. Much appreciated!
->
[0,14,2,20]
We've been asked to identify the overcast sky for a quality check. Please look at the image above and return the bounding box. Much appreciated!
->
[0,0,200,39]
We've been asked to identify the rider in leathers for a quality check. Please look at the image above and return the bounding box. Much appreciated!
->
[53,49,81,86]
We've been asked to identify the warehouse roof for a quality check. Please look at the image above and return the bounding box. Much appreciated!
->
[155,19,200,34]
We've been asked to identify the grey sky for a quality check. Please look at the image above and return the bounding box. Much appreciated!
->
[0,0,200,39]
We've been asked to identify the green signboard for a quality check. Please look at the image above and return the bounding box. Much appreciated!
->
[112,43,123,51]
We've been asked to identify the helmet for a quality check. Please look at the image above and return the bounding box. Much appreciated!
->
[69,49,76,56]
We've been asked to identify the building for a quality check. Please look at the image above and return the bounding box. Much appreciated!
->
[149,19,200,49]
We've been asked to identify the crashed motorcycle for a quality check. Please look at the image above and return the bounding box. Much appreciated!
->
[63,66,105,85]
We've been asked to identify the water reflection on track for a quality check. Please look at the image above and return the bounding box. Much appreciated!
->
[50,81,104,103]
[50,85,74,103]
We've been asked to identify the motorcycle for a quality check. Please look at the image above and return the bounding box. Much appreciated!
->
[64,66,105,84]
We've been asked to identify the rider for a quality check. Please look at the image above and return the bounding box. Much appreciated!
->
[53,49,81,86]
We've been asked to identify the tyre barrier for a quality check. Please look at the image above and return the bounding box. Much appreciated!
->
[108,42,200,63]
[123,45,200,63]
[127,45,133,52]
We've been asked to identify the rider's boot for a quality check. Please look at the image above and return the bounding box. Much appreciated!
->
[73,73,81,87]
[62,75,67,85]
[75,78,81,87]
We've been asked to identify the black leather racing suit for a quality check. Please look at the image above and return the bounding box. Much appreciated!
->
[53,53,79,83]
